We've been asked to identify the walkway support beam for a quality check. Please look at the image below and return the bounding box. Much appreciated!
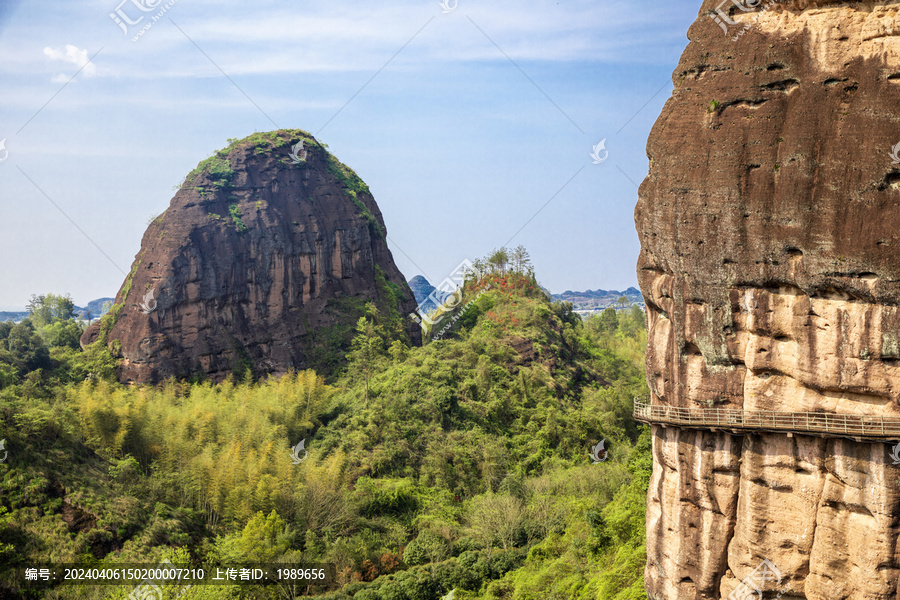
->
[632,401,900,442]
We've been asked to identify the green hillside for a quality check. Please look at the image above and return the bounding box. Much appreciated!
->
[0,252,649,600]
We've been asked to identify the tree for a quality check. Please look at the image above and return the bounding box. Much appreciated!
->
[42,319,84,349]
[553,301,579,328]
[68,341,118,381]
[0,356,18,388]
[299,453,353,535]
[0,506,15,562]
[469,492,524,551]
[599,307,618,334]
[6,319,51,372]
[510,245,532,275]
[0,322,12,348]
[215,510,290,563]
[616,296,630,309]
[487,248,509,275]
[388,340,408,363]
[404,529,450,565]
[27,293,75,329]
[349,304,385,404]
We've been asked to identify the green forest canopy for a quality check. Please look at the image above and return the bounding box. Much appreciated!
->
[0,251,650,600]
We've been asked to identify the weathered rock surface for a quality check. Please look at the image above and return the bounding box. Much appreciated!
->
[82,130,420,383]
[635,2,900,598]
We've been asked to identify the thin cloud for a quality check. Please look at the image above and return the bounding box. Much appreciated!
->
[43,44,97,80]
[112,0,686,77]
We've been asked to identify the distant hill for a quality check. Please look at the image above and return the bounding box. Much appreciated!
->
[408,275,449,314]
[410,276,643,317]
[75,297,115,320]
[0,297,114,323]
[0,311,28,322]
[551,286,644,313]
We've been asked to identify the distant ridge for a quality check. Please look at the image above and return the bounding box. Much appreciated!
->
[0,297,114,323]
[0,311,27,323]
[76,297,115,320]
[409,275,643,315]
[551,287,643,313]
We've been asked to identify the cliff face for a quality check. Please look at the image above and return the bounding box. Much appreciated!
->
[635,2,900,599]
[82,130,420,383]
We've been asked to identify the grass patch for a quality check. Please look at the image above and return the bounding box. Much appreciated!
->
[186,155,234,190]
[228,204,247,232]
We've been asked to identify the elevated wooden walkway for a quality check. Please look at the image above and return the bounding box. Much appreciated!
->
[633,401,900,442]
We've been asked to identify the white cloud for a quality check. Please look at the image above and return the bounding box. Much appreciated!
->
[91,0,688,79]
[43,44,98,81]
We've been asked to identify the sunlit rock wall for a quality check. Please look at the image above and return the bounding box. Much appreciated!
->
[636,1,900,598]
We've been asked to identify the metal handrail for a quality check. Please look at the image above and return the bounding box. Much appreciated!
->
[633,401,900,440]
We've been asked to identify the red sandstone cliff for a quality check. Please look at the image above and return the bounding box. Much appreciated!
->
[82,130,420,383]
[636,2,900,599]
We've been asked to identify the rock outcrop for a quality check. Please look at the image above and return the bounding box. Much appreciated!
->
[82,130,420,383]
[635,2,900,599]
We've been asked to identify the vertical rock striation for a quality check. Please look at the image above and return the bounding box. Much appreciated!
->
[636,2,900,598]
[82,130,420,383]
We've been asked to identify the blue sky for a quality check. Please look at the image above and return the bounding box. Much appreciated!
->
[0,0,700,310]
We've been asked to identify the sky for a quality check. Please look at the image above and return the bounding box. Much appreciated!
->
[0,0,701,310]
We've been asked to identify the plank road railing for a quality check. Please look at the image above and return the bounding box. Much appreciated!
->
[633,401,900,440]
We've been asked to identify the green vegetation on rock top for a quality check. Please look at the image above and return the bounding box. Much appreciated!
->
[185,154,235,189]
[184,129,316,189]
[180,130,386,241]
